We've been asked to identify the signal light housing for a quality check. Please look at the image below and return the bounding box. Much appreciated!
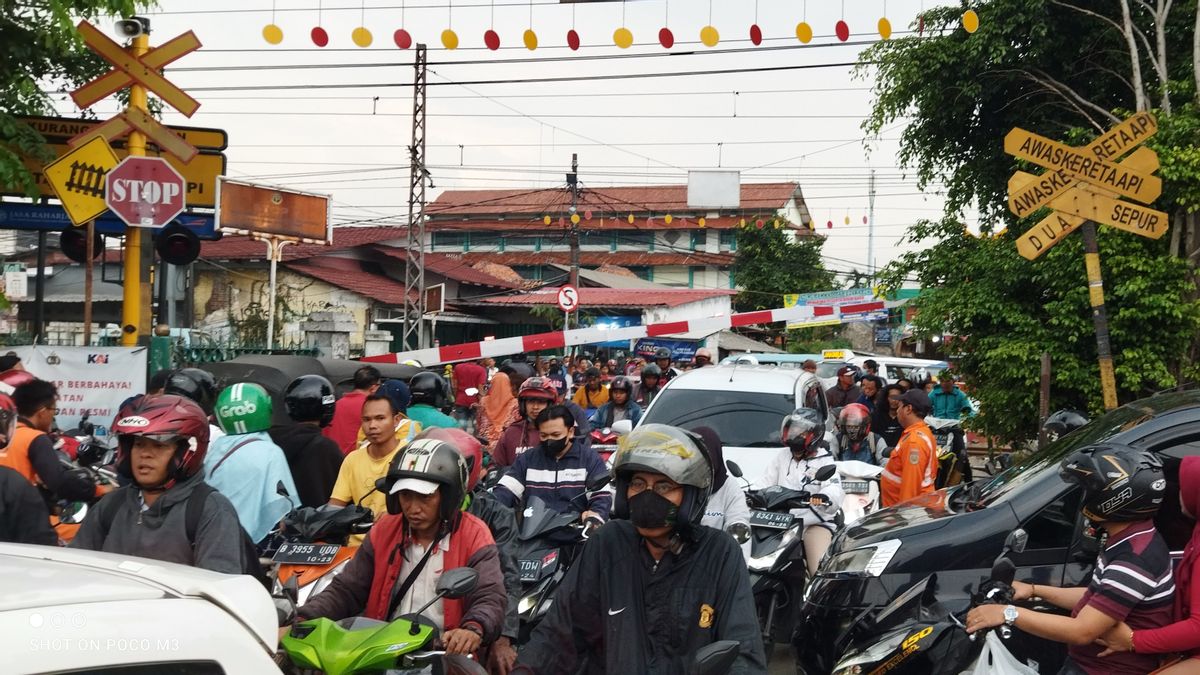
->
[154,222,201,265]
[60,227,103,264]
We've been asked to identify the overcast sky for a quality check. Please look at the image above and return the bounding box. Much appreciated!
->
[48,0,983,286]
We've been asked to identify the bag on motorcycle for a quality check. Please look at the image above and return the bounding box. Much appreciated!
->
[965,633,1038,675]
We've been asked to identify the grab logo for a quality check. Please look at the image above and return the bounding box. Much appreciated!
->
[219,402,257,417]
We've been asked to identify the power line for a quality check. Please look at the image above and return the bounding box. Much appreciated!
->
[186,86,873,101]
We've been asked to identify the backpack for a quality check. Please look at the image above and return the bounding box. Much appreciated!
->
[98,482,269,588]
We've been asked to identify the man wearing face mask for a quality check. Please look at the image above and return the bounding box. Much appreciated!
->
[512,424,766,674]
[493,405,610,524]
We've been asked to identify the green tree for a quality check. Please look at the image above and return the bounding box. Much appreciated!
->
[863,0,1200,444]
[1,0,151,197]
[731,217,837,312]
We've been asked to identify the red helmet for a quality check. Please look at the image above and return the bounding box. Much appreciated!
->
[113,394,210,490]
[419,427,485,491]
[837,403,872,442]
[518,377,558,402]
[0,393,16,450]
[0,369,36,395]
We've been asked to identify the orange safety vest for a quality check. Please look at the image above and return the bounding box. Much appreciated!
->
[0,422,44,485]
[880,421,937,507]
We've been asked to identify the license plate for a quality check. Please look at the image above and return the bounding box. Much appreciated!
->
[518,559,542,582]
[842,481,870,494]
[749,510,793,529]
[273,543,341,565]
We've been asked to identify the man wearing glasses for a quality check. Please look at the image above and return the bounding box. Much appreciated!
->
[880,389,938,507]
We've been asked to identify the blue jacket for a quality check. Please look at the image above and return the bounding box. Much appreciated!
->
[592,400,643,428]
[930,386,974,420]
[493,436,611,519]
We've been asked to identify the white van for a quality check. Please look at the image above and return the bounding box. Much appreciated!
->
[849,356,949,384]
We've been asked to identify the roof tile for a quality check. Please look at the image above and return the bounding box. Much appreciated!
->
[475,287,735,309]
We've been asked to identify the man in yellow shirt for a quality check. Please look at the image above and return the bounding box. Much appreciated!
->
[571,367,609,410]
[329,394,409,520]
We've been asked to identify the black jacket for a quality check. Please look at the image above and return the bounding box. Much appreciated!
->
[269,423,344,508]
[515,520,766,674]
[0,466,56,545]
[468,488,521,640]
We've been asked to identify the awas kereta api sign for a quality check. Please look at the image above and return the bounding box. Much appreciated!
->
[6,346,146,434]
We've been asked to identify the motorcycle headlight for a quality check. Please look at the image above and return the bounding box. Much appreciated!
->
[833,630,909,673]
[518,592,539,616]
[748,527,801,573]
[821,539,901,578]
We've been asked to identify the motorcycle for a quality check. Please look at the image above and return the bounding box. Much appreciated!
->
[927,417,967,489]
[744,463,839,651]
[51,414,122,543]
[834,459,882,526]
[831,528,1042,675]
[513,476,608,644]
[588,426,620,465]
[270,486,376,605]
[278,567,488,675]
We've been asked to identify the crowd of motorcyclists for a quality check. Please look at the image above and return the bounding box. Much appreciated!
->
[2,347,1198,675]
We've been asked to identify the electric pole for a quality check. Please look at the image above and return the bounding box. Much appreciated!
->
[121,23,150,346]
[567,154,580,330]
[402,44,429,351]
[867,168,876,284]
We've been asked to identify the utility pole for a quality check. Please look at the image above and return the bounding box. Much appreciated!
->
[867,168,876,283]
[567,153,580,331]
[121,24,150,347]
[1080,223,1119,410]
[402,44,429,351]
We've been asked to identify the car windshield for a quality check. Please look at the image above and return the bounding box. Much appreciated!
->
[816,362,844,378]
[642,389,796,447]
[889,364,946,381]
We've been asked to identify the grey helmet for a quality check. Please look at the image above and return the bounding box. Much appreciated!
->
[611,423,713,535]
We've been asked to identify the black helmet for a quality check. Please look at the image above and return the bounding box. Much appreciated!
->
[1044,409,1088,443]
[610,376,633,393]
[654,347,672,361]
[612,424,713,537]
[641,363,662,379]
[1060,444,1166,523]
[781,408,826,458]
[163,368,218,416]
[284,375,336,426]
[410,371,448,408]
[378,438,469,526]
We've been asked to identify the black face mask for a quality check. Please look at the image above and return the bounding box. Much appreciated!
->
[628,490,679,529]
[542,437,569,455]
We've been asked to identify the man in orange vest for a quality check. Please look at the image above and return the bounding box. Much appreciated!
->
[881,389,938,507]
[0,379,100,503]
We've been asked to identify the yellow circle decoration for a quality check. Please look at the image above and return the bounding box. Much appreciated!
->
[795,22,813,44]
[441,29,460,50]
[263,24,284,44]
[962,10,980,33]
[543,215,552,225]
[698,217,706,228]
[613,27,634,48]
[877,17,892,39]
[664,214,673,224]
[699,26,719,47]
[352,27,373,47]
[523,29,538,50]
[570,213,581,224]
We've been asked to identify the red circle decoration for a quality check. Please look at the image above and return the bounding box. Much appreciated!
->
[827,220,833,229]
[756,219,765,229]
[484,29,500,50]
[559,217,566,227]
[835,20,850,41]
[583,210,593,220]
[394,29,413,49]
[567,29,581,51]
[658,27,675,48]
[749,24,763,45]
[311,26,329,47]
[863,216,868,224]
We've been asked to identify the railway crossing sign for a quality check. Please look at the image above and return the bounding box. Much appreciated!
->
[41,136,120,226]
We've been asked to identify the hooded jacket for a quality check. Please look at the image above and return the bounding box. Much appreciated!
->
[269,423,344,509]
[0,466,56,546]
[493,435,611,519]
[68,472,245,574]
[203,431,299,543]
[514,520,766,674]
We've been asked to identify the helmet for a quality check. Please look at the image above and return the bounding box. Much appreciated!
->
[609,376,633,394]
[781,408,825,458]
[837,403,871,442]
[379,438,469,526]
[1060,444,1165,523]
[0,393,16,449]
[401,359,423,368]
[215,382,273,435]
[518,377,558,401]
[1044,410,1088,443]
[113,394,210,490]
[641,363,662,379]
[612,424,713,534]
[410,371,448,407]
[164,368,218,416]
[418,427,484,492]
[654,347,672,361]
[499,360,534,384]
[694,348,713,363]
[0,369,35,395]
[284,375,336,426]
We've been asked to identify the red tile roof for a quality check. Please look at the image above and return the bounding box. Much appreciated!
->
[430,182,801,218]
[457,251,735,267]
[475,287,735,309]
[371,246,523,289]
[202,226,408,261]
[283,256,412,306]
[425,215,812,233]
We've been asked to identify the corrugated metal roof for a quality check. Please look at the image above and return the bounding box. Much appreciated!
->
[284,257,411,306]
[371,246,523,289]
[475,287,734,308]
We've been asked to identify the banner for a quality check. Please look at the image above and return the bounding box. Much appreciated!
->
[783,288,888,329]
[633,338,698,361]
[9,346,147,434]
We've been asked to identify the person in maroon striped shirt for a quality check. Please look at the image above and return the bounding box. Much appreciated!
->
[967,444,1173,675]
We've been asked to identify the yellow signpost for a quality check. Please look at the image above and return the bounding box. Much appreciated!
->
[42,136,120,226]
[1005,128,1162,207]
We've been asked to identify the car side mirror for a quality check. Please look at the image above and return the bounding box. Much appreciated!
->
[815,464,837,482]
[690,640,740,675]
[611,419,633,436]
[726,460,743,479]
[436,567,479,600]
[1004,528,1028,555]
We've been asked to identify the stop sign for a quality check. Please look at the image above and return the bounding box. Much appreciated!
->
[105,156,186,228]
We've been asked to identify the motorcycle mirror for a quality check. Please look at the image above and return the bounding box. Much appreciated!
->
[585,474,612,492]
[276,481,290,498]
[814,464,838,482]
[989,557,1016,586]
[611,419,633,437]
[59,502,88,525]
[435,567,479,600]
[726,522,751,544]
[1004,528,1028,555]
[283,575,300,604]
[689,640,740,675]
[725,460,743,479]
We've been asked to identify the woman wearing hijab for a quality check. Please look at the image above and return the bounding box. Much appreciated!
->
[693,426,751,542]
[1096,456,1200,672]
[476,371,518,449]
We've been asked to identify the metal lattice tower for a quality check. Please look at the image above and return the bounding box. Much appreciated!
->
[402,44,429,350]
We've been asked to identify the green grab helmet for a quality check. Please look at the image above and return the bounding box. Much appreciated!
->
[215,382,273,435]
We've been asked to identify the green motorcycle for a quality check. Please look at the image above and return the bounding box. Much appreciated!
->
[278,567,487,675]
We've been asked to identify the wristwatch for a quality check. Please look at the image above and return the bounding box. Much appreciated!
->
[1003,605,1020,626]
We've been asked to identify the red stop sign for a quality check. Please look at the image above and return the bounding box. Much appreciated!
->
[105,156,186,228]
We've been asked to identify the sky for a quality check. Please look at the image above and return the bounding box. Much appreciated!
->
[44,0,983,286]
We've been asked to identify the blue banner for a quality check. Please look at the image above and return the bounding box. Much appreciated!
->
[633,338,699,361]
[0,202,218,239]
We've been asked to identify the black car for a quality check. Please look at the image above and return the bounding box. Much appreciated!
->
[795,391,1198,674]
